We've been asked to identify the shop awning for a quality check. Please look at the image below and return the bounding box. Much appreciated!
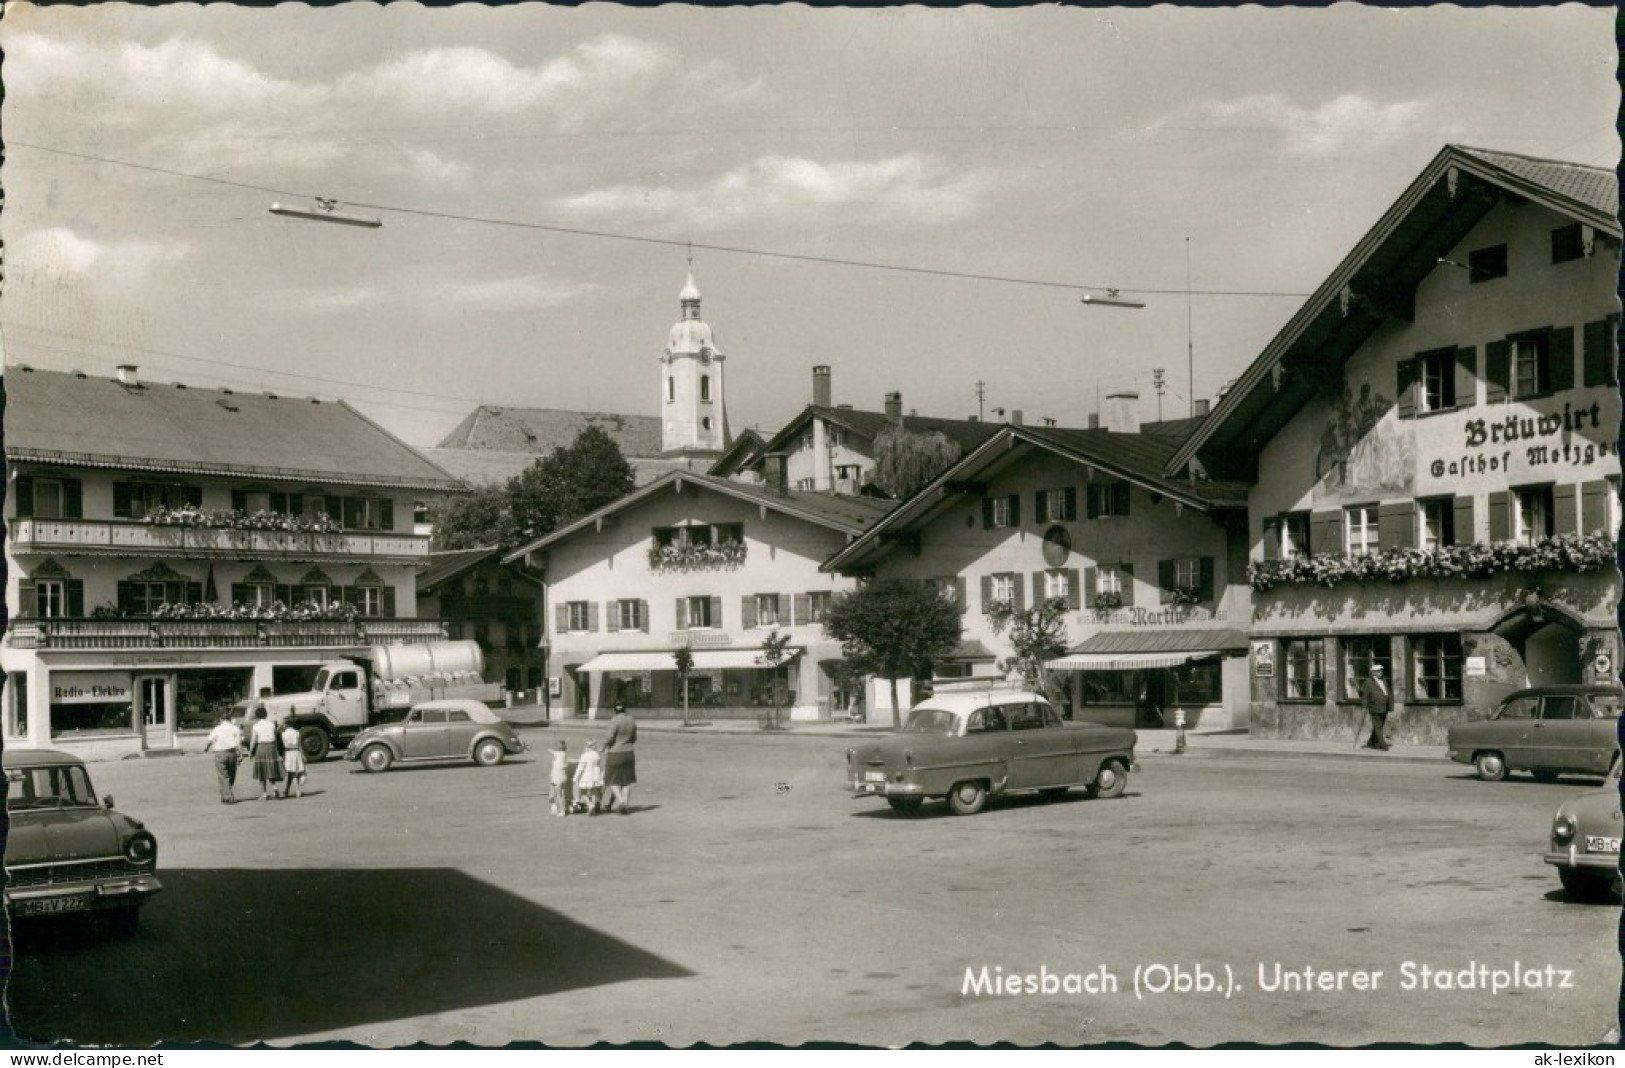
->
[1047,628,1247,672]
[1048,651,1223,671]
[577,648,801,673]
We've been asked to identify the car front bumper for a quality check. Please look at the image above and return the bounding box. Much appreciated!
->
[849,779,924,799]
[1544,846,1620,872]
[5,873,163,918]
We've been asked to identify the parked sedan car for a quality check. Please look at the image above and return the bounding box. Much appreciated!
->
[846,689,1137,816]
[1544,768,1622,902]
[1447,684,1623,782]
[346,698,527,773]
[4,749,162,935]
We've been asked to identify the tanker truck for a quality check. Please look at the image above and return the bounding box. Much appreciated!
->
[246,640,503,761]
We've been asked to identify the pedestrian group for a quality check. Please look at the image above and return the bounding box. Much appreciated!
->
[202,697,309,804]
[550,701,637,817]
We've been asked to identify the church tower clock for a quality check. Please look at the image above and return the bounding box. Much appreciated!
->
[660,271,729,458]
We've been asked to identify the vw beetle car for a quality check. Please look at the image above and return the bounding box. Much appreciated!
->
[1544,766,1622,902]
[846,688,1137,816]
[346,698,527,773]
[4,749,161,935]
[1447,684,1622,782]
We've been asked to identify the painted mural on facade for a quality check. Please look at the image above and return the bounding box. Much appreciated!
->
[1313,385,1414,498]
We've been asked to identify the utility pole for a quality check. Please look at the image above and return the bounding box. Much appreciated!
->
[1186,237,1195,418]
[1152,368,1166,422]
[975,380,986,422]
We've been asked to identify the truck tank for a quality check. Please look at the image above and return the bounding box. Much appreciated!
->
[369,640,486,682]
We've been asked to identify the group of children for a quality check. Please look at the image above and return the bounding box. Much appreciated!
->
[548,738,604,816]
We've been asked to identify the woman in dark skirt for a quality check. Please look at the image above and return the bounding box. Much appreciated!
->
[601,702,638,815]
[248,706,284,801]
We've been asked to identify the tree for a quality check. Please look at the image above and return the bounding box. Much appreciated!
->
[507,426,636,544]
[428,483,516,551]
[987,596,1071,712]
[673,645,695,727]
[871,425,962,500]
[822,580,963,730]
[754,630,793,731]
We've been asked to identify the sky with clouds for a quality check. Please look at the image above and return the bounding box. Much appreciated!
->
[1,4,1615,448]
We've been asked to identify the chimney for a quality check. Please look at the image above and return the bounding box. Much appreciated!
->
[1102,390,1141,434]
[812,365,832,408]
[116,364,139,386]
[1193,398,1211,417]
[764,451,790,496]
[884,391,902,421]
[1088,413,1100,429]
[1010,409,1024,426]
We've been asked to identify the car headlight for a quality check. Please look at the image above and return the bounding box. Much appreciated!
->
[1553,814,1577,845]
[124,831,158,868]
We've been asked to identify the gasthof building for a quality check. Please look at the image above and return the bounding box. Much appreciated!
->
[1168,145,1621,743]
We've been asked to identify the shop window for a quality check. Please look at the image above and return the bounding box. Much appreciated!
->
[1345,505,1379,556]
[51,701,136,736]
[1418,497,1456,550]
[1169,662,1223,706]
[1339,636,1392,702]
[1282,639,1326,701]
[1551,224,1586,264]
[1079,670,1138,705]
[1468,243,1507,283]
[1280,512,1311,559]
[1513,485,1554,544]
[1411,634,1463,702]
[1512,334,1551,398]
[1418,349,1457,412]
[566,601,592,632]
[1086,482,1131,518]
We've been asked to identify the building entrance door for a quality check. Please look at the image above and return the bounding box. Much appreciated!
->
[136,675,173,750]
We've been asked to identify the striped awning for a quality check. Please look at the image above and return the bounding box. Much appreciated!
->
[1047,628,1246,672]
[1047,651,1224,671]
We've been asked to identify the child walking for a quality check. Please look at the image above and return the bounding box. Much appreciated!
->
[548,739,570,817]
[279,719,307,799]
[573,741,605,815]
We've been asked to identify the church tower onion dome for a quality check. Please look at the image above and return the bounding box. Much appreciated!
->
[667,272,721,358]
[660,270,729,458]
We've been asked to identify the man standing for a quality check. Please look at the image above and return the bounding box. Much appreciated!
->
[1359,664,1392,750]
[203,710,244,804]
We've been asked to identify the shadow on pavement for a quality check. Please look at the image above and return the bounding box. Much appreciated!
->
[7,867,692,1045]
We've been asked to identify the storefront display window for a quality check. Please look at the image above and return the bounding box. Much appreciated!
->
[1169,662,1223,706]
[52,702,135,736]
[1282,639,1325,701]
[177,669,254,731]
[1410,634,1463,702]
[1340,636,1393,701]
[1079,670,1139,705]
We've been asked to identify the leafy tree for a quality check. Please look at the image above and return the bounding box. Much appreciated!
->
[822,580,963,730]
[871,425,962,500]
[754,630,794,731]
[507,425,636,544]
[428,483,516,551]
[987,597,1071,712]
[673,645,695,727]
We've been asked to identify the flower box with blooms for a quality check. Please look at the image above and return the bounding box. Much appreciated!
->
[150,599,360,622]
[646,539,748,573]
[145,505,344,534]
[1167,585,1203,606]
[1093,591,1125,611]
[1246,531,1616,592]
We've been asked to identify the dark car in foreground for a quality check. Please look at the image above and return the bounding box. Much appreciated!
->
[4,749,161,935]
[345,698,527,773]
[846,689,1137,816]
[1545,767,1622,902]
[1447,684,1622,782]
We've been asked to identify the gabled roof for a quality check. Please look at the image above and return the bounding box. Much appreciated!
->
[5,367,462,492]
[707,428,766,478]
[822,422,1248,575]
[417,447,691,489]
[501,470,897,564]
[750,404,1003,468]
[418,547,502,592]
[1169,144,1621,480]
[437,405,662,459]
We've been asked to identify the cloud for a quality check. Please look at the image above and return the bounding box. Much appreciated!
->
[301,286,386,313]
[391,147,475,187]
[12,228,190,282]
[551,154,990,231]
[442,275,600,309]
[1149,92,1428,156]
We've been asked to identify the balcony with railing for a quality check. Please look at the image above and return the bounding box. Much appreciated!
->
[10,518,431,561]
[7,617,448,651]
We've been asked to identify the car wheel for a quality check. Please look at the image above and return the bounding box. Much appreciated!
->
[1531,769,1562,783]
[1474,751,1507,782]
[1090,760,1129,800]
[105,906,140,938]
[299,726,330,763]
[360,745,393,774]
[947,780,988,816]
[1039,787,1070,801]
[473,739,505,767]
[886,797,923,817]
[1559,866,1618,903]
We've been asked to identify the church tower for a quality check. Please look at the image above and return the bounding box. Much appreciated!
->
[660,271,729,458]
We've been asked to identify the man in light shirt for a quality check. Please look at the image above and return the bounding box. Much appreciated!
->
[203,710,244,804]
[1359,664,1392,751]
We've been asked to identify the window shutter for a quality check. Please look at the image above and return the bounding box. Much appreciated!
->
[1582,319,1614,387]
[1119,564,1135,607]
[1008,494,1021,526]
[587,602,600,632]
[1064,569,1080,610]
[1452,495,1476,545]
[289,494,304,517]
[231,583,247,605]
[117,581,137,616]
[607,602,621,633]
[1086,485,1101,519]
[1031,572,1045,607]
[1553,483,1579,536]
[380,499,396,532]
[276,584,294,605]
[270,492,289,514]
[1261,516,1279,561]
[981,498,994,530]
[1198,557,1216,602]
[68,579,85,617]
[980,576,993,611]
[1114,483,1131,516]
[343,498,362,528]
[741,596,758,629]
[1010,573,1025,612]
[62,479,84,519]
[1063,487,1077,521]
[955,577,967,606]
[382,587,396,618]
[341,586,360,607]
[1487,491,1511,542]
[1454,347,1477,409]
[635,601,648,632]
[556,604,570,633]
[1581,480,1608,533]
[1311,510,1343,555]
[18,580,35,617]
[231,489,247,514]
[709,596,723,628]
[1549,326,1575,393]
[793,593,810,625]
[1082,567,1097,609]
[166,581,185,605]
[1035,490,1049,524]
[1485,339,1510,403]
[323,496,343,522]
[1158,559,1175,603]
[676,598,688,629]
[1396,358,1418,419]
[1379,502,1415,550]
[15,476,35,518]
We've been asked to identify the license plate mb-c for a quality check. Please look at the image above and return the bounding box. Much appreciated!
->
[1585,835,1621,853]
